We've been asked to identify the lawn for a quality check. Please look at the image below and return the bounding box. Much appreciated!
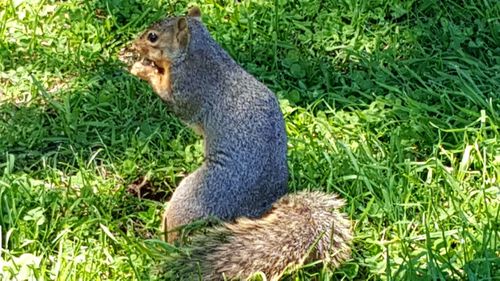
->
[1,0,499,280]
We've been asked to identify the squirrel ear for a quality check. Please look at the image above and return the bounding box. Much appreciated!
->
[177,17,188,31]
[176,17,190,49]
[187,6,202,21]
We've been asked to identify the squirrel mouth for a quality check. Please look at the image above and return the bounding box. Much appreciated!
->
[141,58,165,74]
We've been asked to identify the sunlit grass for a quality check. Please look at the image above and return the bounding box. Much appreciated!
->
[1,0,499,280]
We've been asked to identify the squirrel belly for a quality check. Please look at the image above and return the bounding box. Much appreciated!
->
[163,191,352,280]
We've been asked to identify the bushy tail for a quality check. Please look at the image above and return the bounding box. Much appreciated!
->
[160,191,353,280]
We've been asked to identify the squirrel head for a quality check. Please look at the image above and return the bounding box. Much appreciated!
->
[131,6,201,72]
[126,6,222,122]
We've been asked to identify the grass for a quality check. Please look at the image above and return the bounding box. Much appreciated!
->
[0,0,499,280]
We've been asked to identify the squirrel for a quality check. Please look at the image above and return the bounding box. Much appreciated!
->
[122,6,353,280]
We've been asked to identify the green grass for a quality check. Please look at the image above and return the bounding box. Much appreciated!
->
[1,0,499,280]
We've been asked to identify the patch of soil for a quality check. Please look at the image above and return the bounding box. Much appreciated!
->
[126,176,170,202]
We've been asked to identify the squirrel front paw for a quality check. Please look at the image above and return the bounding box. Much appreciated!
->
[130,60,172,101]
[130,60,159,82]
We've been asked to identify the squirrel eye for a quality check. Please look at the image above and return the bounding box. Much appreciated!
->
[147,32,158,43]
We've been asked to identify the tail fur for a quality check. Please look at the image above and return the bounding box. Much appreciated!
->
[162,191,352,280]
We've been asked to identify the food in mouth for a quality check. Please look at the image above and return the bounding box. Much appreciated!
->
[118,48,164,74]
[118,47,139,66]
[141,58,165,74]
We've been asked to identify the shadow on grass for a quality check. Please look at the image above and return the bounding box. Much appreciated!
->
[1,0,499,280]
[2,0,497,172]
[0,61,188,200]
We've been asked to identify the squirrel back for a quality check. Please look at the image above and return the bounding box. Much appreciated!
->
[124,6,352,279]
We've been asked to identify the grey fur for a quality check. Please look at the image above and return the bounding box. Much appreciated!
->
[163,17,288,232]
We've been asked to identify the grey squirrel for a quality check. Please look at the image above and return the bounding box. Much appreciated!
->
[122,6,352,280]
